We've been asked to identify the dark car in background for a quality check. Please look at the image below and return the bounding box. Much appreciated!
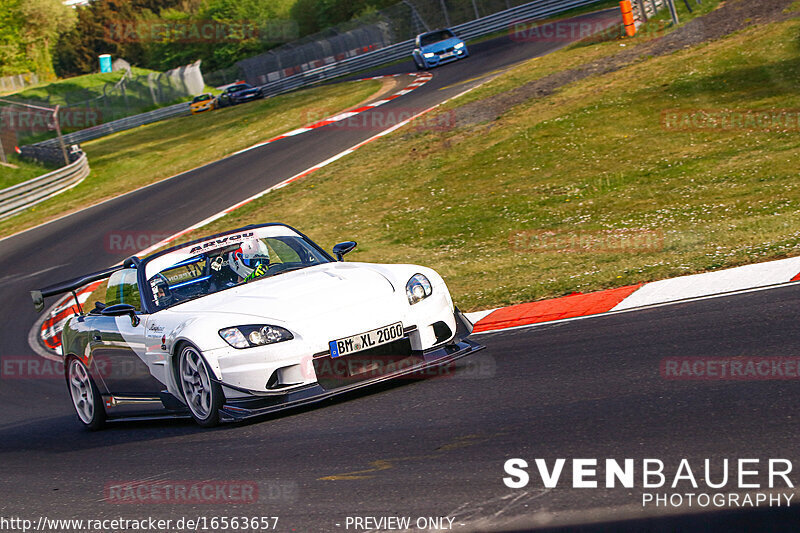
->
[215,83,264,108]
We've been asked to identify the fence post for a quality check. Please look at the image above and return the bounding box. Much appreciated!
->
[439,0,451,28]
[52,106,70,166]
[666,0,679,24]
[635,0,648,22]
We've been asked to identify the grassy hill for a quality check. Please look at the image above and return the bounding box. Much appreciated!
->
[7,67,162,106]
[178,0,800,311]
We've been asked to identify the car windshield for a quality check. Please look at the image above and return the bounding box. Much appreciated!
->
[192,94,211,103]
[229,84,252,91]
[143,226,331,311]
[420,30,455,47]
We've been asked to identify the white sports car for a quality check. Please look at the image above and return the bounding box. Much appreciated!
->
[32,223,482,428]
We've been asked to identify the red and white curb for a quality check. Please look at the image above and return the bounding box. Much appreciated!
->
[34,66,800,355]
[230,73,432,157]
[464,256,800,334]
[35,280,103,356]
[37,254,800,358]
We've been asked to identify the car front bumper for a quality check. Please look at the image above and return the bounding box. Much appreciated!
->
[422,47,468,67]
[233,92,261,103]
[218,310,483,421]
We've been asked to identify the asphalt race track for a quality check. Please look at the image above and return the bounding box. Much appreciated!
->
[2,8,799,532]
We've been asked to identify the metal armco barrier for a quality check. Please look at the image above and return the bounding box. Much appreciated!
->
[0,151,90,220]
[31,101,191,149]
[251,0,610,98]
[26,0,607,149]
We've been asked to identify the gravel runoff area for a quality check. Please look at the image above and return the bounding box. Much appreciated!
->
[456,0,798,125]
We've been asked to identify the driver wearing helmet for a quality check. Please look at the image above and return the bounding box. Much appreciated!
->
[228,238,271,282]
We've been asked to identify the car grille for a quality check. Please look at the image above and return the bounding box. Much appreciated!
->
[313,337,420,390]
[437,47,455,55]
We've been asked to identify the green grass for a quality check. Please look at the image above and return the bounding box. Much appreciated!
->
[642,0,722,27]
[0,78,382,237]
[6,67,220,143]
[0,155,56,189]
[466,0,621,47]
[8,67,160,105]
[175,15,800,312]
[455,0,723,107]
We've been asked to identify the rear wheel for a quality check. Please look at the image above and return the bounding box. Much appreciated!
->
[66,357,106,430]
[178,345,224,427]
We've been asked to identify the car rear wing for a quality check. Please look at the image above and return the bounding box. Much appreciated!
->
[31,257,140,313]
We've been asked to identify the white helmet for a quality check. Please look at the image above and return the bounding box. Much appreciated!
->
[228,238,270,279]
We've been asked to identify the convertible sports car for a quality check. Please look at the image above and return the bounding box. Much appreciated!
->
[190,93,215,114]
[412,28,468,70]
[215,82,263,108]
[32,223,482,429]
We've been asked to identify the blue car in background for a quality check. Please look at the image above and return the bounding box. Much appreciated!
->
[412,29,468,70]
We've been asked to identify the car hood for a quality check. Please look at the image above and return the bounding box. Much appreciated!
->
[421,37,462,53]
[166,263,396,323]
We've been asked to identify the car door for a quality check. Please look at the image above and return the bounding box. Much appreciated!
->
[93,269,165,403]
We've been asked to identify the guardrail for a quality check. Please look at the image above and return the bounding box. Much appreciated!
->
[0,151,90,220]
[27,0,608,150]
[32,101,191,149]
[253,0,610,98]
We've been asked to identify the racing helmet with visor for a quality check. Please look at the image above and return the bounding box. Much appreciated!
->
[228,238,271,279]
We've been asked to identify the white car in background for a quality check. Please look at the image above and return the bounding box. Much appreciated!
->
[33,223,482,428]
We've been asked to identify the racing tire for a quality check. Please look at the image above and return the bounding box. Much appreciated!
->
[178,344,224,427]
[66,356,106,430]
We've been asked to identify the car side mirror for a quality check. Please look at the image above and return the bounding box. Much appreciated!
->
[332,241,357,261]
[31,290,44,313]
[101,303,140,327]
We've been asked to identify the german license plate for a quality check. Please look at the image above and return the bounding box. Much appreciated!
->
[442,52,454,58]
[330,322,404,358]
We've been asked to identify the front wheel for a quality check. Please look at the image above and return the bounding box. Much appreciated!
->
[66,357,106,430]
[178,345,224,427]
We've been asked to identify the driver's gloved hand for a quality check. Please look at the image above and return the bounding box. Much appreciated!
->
[244,262,268,282]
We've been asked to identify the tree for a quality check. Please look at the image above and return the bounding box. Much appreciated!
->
[21,0,77,75]
[290,0,396,36]
[0,0,76,77]
[54,0,153,77]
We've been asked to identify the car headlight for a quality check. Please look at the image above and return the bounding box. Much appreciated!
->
[454,42,465,49]
[406,274,433,305]
[423,52,435,58]
[219,325,293,349]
